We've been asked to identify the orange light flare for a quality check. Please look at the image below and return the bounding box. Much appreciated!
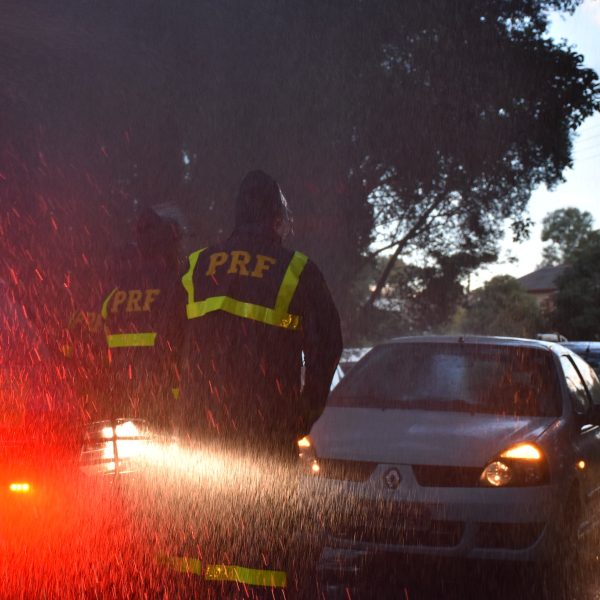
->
[297,436,311,449]
[9,482,31,494]
[500,443,542,461]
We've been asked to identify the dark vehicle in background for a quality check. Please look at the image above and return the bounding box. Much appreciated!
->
[339,347,372,376]
[330,347,372,390]
[560,342,600,380]
[300,336,600,587]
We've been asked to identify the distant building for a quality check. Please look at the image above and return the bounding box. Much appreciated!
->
[516,264,567,307]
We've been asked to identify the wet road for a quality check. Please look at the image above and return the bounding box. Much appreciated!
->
[317,556,600,599]
[3,438,600,599]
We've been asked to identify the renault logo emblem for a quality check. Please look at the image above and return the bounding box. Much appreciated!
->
[383,468,402,489]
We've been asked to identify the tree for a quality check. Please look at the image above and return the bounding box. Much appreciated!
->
[360,0,599,323]
[540,207,595,266]
[0,0,598,336]
[550,232,600,339]
[459,276,541,337]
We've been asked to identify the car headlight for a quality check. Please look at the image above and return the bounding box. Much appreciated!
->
[297,436,320,475]
[81,419,150,475]
[480,443,549,487]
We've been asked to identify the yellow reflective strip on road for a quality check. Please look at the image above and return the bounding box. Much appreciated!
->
[160,557,287,588]
[186,296,301,330]
[160,555,203,575]
[204,564,287,588]
[106,332,157,348]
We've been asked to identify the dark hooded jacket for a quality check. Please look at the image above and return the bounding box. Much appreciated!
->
[182,220,342,449]
[93,210,185,424]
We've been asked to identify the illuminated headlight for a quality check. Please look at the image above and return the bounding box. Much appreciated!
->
[102,421,146,460]
[297,436,320,475]
[81,419,150,475]
[480,460,512,487]
[480,443,549,487]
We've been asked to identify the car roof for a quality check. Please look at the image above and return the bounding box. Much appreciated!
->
[559,341,600,353]
[379,335,568,357]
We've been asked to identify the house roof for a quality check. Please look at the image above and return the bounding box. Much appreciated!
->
[517,264,567,293]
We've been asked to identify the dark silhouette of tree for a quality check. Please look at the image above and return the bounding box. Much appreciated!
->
[0,0,598,337]
[540,207,595,266]
[359,1,599,324]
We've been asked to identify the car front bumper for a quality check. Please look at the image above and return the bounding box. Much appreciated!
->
[300,463,568,565]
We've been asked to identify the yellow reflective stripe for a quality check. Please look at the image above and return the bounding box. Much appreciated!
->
[106,333,157,348]
[274,251,308,314]
[205,564,287,588]
[186,296,301,330]
[101,288,118,320]
[185,251,307,330]
[160,556,287,588]
[161,556,202,575]
[181,248,205,305]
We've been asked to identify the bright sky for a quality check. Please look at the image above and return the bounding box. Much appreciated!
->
[472,0,600,287]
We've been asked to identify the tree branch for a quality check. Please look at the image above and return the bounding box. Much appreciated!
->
[362,194,449,310]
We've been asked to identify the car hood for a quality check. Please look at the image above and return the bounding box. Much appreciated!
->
[310,407,557,467]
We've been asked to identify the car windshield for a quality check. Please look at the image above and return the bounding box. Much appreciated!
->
[329,342,562,417]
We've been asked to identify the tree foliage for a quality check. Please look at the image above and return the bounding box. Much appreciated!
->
[540,207,595,266]
[0,0,598,338]
[459,276,542,337]
[361,0,599,318]
[550,232,600,339]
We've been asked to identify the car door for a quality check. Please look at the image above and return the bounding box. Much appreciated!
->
[560,354,600,510]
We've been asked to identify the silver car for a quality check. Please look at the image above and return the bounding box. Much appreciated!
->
[299,336,600,577]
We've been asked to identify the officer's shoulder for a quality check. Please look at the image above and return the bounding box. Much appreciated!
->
[287,248,325,279]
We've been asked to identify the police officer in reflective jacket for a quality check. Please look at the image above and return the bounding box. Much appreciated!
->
[180,170,342,595]
[182,170,342,451]
[98,207,184,428]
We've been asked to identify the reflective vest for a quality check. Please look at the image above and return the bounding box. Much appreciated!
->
[100,287,161,349]
[182,248,308,331]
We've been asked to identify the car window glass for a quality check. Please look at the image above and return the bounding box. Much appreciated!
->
[330,343,562,417]
[560,356,590,414]
[561,344,600,380]
[571,354,600,406]
[578,350,600,379]
[579,351,600,383]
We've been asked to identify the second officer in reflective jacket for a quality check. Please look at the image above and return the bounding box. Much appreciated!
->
[98,208,184,428]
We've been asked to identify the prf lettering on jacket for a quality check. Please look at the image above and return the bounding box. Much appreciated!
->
[109,289,161,313]
[206,251,277,279]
